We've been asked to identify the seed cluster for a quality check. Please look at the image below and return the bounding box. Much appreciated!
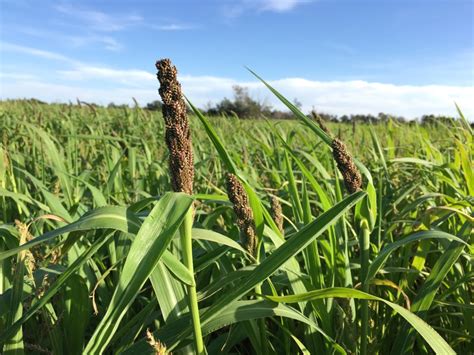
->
[311,111,331,136]
[270,196,284,234]
[226,173,257,256]
[146,329,167,355]
[332,138,362,193]
[156,58,194,195]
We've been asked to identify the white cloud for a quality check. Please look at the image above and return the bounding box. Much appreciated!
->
[223,0,311,18]
[1,43,471,118]
[0,72,38,80]
[55,4,143,32]
[12,26,123,51]
[261,0,307,12]
[58,66,155,86]
[70,35,123,51]
[150,24,196,31]
[0,41,78,64]
[1,68,472,119]
[0,80,158,105]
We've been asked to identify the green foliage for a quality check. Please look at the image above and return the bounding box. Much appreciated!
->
[0,96,472,354]
[206,85,272,119]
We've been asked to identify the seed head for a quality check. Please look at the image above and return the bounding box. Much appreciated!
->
[146,329,168,355]
[156,59,194,195]
[311,111,331,136]
[14,219,37,274]
[226,173,257,256]
[332,138,362,193]
[270,196,284,234]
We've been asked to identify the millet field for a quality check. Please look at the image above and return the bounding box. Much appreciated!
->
[0,60,472,354]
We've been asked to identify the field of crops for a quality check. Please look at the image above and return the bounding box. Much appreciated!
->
[0,64,472,354]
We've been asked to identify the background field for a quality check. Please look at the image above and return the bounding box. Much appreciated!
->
[0,99,472,354]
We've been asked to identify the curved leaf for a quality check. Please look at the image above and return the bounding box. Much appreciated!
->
[366,231,468,282]
[169,191,365,349]
[123,300,346,354]
[265,287,455,355]
[84,192,193,354]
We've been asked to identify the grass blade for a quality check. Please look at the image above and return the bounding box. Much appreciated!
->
[84,192,193,353]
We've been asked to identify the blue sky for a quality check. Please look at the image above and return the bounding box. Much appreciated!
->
[1,0,473,118]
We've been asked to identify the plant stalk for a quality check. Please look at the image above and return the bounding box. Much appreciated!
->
[180,206,205,354]
[360,220,370,355]
[255,283,269,355]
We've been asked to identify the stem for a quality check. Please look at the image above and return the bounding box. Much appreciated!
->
[360,220,370,355]
[255,283,269,355]
[180,207,205,354]
[377,171,383,249]
[254,240,268,354]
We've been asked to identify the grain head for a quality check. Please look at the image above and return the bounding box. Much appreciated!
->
[270,195,284,234]
[156,58,194,195]
[226,173,257,256]
[332,138,362,193]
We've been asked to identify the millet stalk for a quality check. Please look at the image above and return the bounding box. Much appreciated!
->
[156,58,204,354]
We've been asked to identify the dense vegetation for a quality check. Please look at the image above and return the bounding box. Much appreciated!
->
[0,78,472,355]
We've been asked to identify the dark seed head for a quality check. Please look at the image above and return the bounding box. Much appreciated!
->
[332,138,362,193]
[156,59,194,195]
[226,173,257,256]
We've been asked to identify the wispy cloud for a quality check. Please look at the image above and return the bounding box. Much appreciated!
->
[260,0,310,12]
[70,36,123,51]
[150,24,196,31]
[223,0,311,18]
[324,42,356,55]
[54,4,143,32]
[13,26,123,51]
[0,41,79,64]
[0,72,38,81]
[58,66,154,86]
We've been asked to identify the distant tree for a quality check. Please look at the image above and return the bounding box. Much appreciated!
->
[145,100,163,111]
[212,85,272,119]
[340,115,350,123]
[293,98,302,110]
[395,115,406,124]
[421,114,455,126]
[107,102,128,109]
[378,112,389,122]
[27,98,46,105]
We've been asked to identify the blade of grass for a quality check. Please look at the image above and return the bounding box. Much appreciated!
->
[265,287,455,355]
[84,192,193,353]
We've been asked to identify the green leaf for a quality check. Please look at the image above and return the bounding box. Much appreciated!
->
[0,231,115,344]
[169,191,365,349]
[366,230,468,282]
[247,68,333,146]
[62,274,90,355]
[84,192,193,354]
[265,287,455,355]
[0,205,193,288]
[2,233,26,355]
[192,228,249,255]
[392,224,471,353]
[0,206,142,261]
[123,300,346,354]
[186,98,237,174]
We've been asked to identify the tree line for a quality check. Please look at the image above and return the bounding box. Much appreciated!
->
[2,89,465,125]
[145,85,460,125]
